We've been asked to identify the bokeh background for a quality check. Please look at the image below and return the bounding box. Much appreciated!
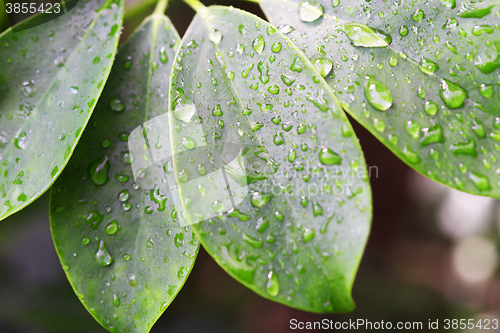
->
[1,0,500,331]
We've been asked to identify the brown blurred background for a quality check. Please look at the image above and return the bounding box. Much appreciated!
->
[1,1,500,332]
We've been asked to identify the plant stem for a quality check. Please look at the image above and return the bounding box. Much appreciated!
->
[183,0,206,12]
[123,0,158,21]
[154,0,169,15]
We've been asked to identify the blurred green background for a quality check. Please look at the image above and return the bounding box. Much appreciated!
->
[1,0,500,331]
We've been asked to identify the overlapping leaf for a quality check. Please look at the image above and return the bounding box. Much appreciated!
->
[50,14,199,333]
[0,0,124,221]
[169,5,371,312]
[259,0,500,196]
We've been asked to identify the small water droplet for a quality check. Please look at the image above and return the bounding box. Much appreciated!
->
[266,271,279,296]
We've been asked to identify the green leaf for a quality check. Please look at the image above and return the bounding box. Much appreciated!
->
[0,0,124,221]
[258,0,500,197]
[168,5,371,312]
[50,14,199,333]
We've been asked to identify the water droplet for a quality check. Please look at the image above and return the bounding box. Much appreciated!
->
[450,140,477,157]
[159,46,168,63]
[118,190,129,202]
[399,25,409,36]
[173,104,196,123]
[303,227,315,242]
[89,157,110,186]
[271,42,282,53]
[128,275,138,287]
[479,84,493,98]
[278,24,295,34]
[174,232,184,248]
[266,271,279,296]
[469,172,491,191]
[146,238,155,250]
[267,85,280,95]
[251,192,272,207]
[96,241,113,266]
[105,221,119,235]
[418,57,439,75]
[258,60,270,84]
[421,124,445,146]
[411,9,425,22]
[298,1,324,22]
[313,57,333,77]
[472,25,494,36]
[109,96,125,112]
[274,132,285,145]
[440,79,468,109]
[343,23,392,47]
[82,237,90,245]
[14,131,27,149]
[209,29,222,43]
[252,36,265,54]
[424,101,438,116]
[113,294,120,307]
[364,76,393,111]
[405,120,420,139]
[243,233,263,248]
[182,137,197,150]
[318,147,341,165]
[123,59,132,71]
[402,146,421,164]
[389,57,398,67]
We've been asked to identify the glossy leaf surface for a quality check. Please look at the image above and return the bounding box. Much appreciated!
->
[259,0,500,196]
[50,14,199,333]
[0,0,124,220]
[169,5,371,312]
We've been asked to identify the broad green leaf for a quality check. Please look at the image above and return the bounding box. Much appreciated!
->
[50,14,199,333]
[168,5,371,312]
[0,0,124,221]
[258,0,500,197]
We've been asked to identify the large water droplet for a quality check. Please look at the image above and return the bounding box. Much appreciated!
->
[252,36,265,54]
[209,29,222,43]
[439,79,468,109]
[318,147,341,165]
[469,171,491,191]
[103,220,118,235]
[298,1,324,22]
[411,8,425,22]
[364,76,393,111]
[89,156,110,186]
[421,124,445,146]
[418,57,439,75]
[96,241,113,266]
[251,191,272,207]
[182,137,197,150]
[343,23,392,48]
[173,104,196,123]
[313,57,333,77]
